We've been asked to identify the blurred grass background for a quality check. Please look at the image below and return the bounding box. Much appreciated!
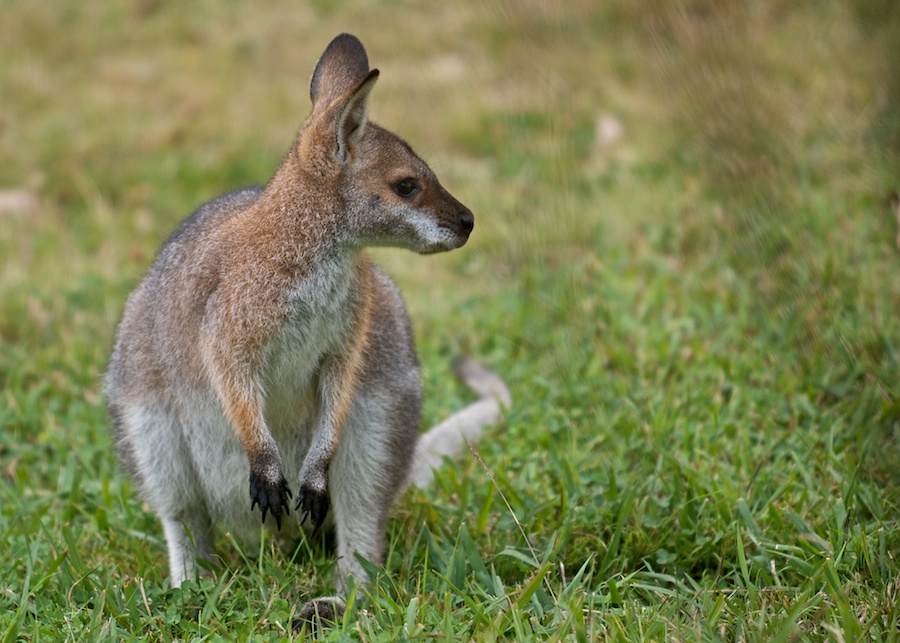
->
[2,0,900,640]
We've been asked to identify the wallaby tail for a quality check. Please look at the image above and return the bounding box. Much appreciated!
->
[407,356,511,489]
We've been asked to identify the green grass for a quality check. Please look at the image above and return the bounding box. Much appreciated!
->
[2,0,900,640]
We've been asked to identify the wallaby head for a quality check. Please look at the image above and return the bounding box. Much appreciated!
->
[273,33,474,255]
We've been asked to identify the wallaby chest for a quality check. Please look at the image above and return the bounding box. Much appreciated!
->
[260,257,363,431]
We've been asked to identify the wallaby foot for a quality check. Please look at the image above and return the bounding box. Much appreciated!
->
[292,596,345,633]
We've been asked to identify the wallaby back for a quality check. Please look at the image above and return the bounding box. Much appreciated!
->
[106,33,504,629]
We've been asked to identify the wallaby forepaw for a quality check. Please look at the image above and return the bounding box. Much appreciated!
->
[292,596,345,633]
[295,485,330,533]
[249,472,292,530]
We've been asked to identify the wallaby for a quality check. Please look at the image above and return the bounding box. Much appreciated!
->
[105,33,510,625]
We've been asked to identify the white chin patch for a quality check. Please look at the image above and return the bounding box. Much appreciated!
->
[407,211,455,252]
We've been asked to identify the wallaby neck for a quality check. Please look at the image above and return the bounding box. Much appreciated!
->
[248,161,358,272]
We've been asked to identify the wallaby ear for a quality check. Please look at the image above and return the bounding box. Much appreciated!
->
[309,34,379,163]
[310,33,371,109]
[335,69,378,163]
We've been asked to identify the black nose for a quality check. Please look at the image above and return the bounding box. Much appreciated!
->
[459,208,474,234]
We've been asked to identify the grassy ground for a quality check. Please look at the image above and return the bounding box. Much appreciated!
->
[2,1,899,640]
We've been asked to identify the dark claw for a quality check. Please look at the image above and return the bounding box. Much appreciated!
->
[249,471,292,530]
[295,491,309,524]
[295,485,330,534]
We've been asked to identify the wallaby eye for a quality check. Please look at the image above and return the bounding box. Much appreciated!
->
[392,178,420,198]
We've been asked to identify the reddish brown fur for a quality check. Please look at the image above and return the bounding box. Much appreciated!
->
[325,255,375,442]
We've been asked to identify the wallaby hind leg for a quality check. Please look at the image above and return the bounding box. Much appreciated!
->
[115,403,214,587]
[296,391,418,624]
[161,510,214,587]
